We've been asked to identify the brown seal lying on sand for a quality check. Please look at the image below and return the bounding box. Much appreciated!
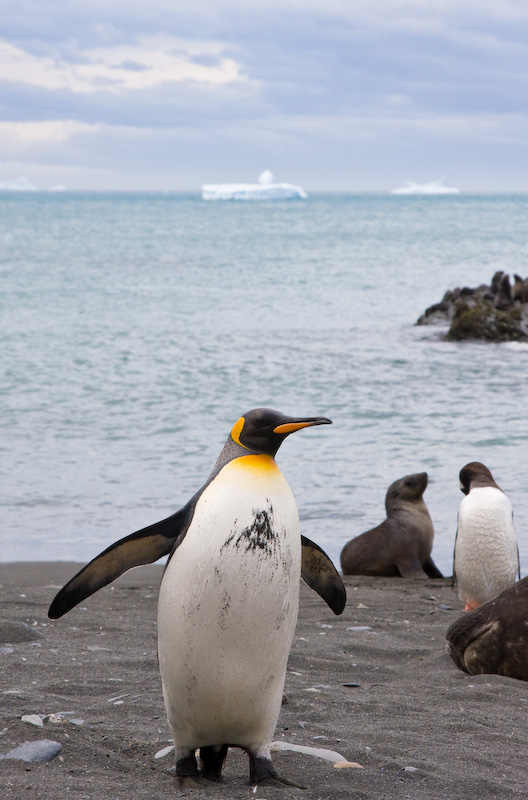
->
[340,472,443,578]
[446,576,528,681]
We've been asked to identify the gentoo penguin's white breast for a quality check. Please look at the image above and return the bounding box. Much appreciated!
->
[157,453,301,750]
[455,486,518,607]
[458,486,515,549]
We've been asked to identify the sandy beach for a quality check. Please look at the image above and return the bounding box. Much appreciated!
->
[1,562,526,800]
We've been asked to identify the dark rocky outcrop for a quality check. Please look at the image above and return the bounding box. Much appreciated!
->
[417,271,528,342]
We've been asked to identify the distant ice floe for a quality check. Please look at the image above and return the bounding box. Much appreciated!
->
[0,176,38,191]
[202,170,307,201]
[391,178,459,195]
[0,177,68,192]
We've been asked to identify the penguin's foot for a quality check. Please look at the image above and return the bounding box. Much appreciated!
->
[249,753,305,790]
[200,744,228,782]
[175,751,199,778]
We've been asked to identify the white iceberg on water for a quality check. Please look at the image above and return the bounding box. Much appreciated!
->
[202,170,307,201]
[0,176,38,191]
[390,178,459,195]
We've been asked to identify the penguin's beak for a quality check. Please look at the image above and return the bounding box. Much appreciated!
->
[273,417,332,435]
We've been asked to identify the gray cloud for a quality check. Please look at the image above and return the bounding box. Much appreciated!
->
[1,0,528,189]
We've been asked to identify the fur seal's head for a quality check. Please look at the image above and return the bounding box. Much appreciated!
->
[459,462,500,495]
[385,472,428,513]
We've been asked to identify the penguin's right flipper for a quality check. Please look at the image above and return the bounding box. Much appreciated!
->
[48,503,194,619]
[301,536,346,614]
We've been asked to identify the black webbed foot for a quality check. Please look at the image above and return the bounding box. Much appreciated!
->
[200,744,228,782]
[249,752,305,790]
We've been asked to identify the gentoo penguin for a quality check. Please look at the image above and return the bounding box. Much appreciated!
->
[446,576,528,681]
[340,472,443,578]
[453,462,520,611]
[49,408,346,788]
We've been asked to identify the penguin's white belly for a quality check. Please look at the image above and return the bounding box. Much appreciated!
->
[455,487,518,605]
[158,455,301,751]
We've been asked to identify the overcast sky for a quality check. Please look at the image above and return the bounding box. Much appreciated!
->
[1,0,528,191]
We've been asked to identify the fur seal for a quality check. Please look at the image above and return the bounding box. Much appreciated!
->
[446,576,528,681]
[340,472,442,578]
[453,462,520,611]
[513,274,528,303]
[48,408,345,788]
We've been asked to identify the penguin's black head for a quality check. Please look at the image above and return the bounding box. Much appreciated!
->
[459,462,497,494]
[231,408,332,457]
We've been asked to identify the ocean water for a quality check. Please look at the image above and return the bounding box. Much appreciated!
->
[1,192,527,579]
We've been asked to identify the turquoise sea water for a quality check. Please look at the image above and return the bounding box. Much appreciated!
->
[1,192,527,577]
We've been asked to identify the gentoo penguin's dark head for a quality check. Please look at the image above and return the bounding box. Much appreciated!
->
[459,462,500,495]
[231,408,332,457]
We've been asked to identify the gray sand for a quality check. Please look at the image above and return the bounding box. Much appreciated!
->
[1,562,526,799]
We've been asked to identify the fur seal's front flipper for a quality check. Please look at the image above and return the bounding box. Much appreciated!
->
[396,554,429,579]
[423,555,444,578]
[48,501,195,619]
[301,536,346,614]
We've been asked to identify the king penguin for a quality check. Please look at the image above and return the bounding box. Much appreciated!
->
[49,408,346,788]
[453,462,520,611]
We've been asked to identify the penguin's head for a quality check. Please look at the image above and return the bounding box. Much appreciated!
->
[459,462,498,494]
[230,408,332,457]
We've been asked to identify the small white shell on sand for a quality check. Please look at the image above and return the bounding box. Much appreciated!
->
[154,745,174,759]
[271,740,363,768]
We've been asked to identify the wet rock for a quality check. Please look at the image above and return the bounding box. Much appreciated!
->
[416,285,489,326]
[447,300,528,342]
[417,272,528,342]
[0,740,61,763]
[0,621,44,643]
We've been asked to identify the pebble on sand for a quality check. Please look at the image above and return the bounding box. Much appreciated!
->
[0,740,62,763]
[0,621,44,643]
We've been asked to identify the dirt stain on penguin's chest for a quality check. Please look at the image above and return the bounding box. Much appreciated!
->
[222,505,278,558]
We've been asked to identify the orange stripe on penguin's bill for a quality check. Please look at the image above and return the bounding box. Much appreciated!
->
[273,418,332,434]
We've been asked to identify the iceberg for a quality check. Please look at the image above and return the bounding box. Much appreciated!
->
[390,178,459,195]
[0,176,38,191]
[202,170,307,201]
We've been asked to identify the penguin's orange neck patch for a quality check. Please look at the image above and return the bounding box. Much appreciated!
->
[232,454,279,475]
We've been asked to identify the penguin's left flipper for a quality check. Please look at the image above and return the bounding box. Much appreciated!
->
[48,502,194,619]
[301,536,346,614]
